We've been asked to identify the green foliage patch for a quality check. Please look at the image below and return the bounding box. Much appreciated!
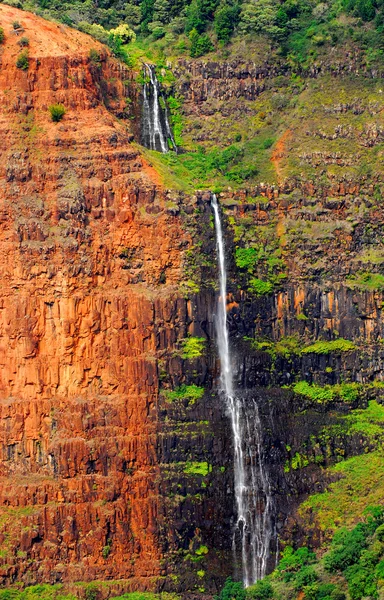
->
[16,50,29,70]
[248,277,273,296]
[293,381,362,404]
[247,335,302,360]
[302,339,356,355]
[346,272,384,291]
[179,336,206,359]
[49,104,66,122]
[164,384,205,402]
[183,461,211,476]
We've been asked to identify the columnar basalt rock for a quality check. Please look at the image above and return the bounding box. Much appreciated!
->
[0,5,206,589]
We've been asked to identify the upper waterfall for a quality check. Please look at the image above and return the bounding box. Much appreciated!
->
[141,63,177,153]
[211,193,275,587]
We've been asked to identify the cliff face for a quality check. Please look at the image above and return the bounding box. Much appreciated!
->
[0,5,196,588]
[3,5,384,597]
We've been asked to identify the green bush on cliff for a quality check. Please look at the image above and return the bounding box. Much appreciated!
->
[164,384,204,402]
[248,335,302,360]
[294,381,335,403]
[248,277,273,296]
[49,104,66,122]
[16,50,29,70]
[302,339,356,355]
[235,247,259,271]
[179,336,206,359]
[293,381,362,404]
[346,272,384,292]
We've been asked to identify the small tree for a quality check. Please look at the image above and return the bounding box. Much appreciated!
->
[16,50,29,70]
[109,23,136,43]
[189,28,214,57]
[49,103,66,122]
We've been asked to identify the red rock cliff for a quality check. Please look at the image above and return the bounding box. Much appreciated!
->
[0,4,190,588]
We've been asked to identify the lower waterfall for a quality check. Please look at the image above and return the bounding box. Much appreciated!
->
[211,193,275,587]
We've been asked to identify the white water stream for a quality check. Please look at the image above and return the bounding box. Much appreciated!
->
[141,64,177,153]
[211,193,274,586]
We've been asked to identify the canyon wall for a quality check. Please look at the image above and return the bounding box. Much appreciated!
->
[1,5,384,598]
[0,7,235,592]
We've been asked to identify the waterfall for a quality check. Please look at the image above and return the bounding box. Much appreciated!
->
[211,194,274,587]
[141,63,177,153]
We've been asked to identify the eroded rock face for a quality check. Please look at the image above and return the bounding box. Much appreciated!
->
[0,6,218,589]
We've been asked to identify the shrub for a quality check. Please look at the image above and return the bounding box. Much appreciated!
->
[164,384,205,403]
[346,272,384,291]
[109,23,136,43]
[16,50,29,70]
[49,104,66,122]
[0,28,4,44]
[89,48,101,66]
[18,36,29,47]
[235,247,258,271]
[180,336,205,359]
[293,381,334,404]
[248,277,273,295]
[302,339,356,355]
[12,20,22,30]
[324,524,369,572]
[246,580,274,599]
[183,461,211,476]
[294,565,318,590]
[214,577,246,600]
[277,546,316,582]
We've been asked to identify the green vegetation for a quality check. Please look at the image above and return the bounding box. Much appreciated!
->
[195,544,209,555]
[248,277,273,296]
[18,37,29,47]
[183,461,211,476]
[302,339,356,355]
[346,272,384,291]
[20,0,384,66]
[214,578,246,600]
[89,47,101,65]
[0,586,76,600]
[215,508,384,600]
[179,336,206,359]
[247,335,357,360]
[300,451,384,533]
[0,28,5,44]
[247,335,302,360]
[0,589,179,600]
[164,384,204,402]
[246,580,274,600]
[49,104,66,122]
[235,247,258,271]
[16,50,29,70]
[293,381,362,404]
[100,595,179,600]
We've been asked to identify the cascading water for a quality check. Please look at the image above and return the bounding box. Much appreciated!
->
[211,194,274,587]
[141,63,177,153]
